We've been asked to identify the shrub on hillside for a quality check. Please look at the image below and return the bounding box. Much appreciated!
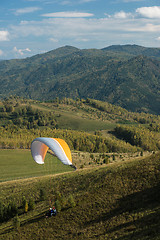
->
[40,188,47,201]
[0,201,18,222]
[60,195,68,208]
[24,202,28,213]
[28,198,35,211]
[22,196,27,209]
[7,202,18,218]
[68,194,76,208]
[55,200,61,213]
[0,200,4,222]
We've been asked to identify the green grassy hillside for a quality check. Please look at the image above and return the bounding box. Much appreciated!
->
[0,152,159,239]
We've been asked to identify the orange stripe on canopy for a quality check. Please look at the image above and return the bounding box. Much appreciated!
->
[40,143,49,162]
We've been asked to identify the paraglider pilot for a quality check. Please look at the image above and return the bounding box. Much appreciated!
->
[47,207,57,217]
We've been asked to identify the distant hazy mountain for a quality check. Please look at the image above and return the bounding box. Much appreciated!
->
[0,44,160,114]
[102,44,160,59]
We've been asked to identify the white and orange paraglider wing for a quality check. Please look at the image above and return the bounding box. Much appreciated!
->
[31,137,75,168]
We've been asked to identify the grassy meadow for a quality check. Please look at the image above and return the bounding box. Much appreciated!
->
[54,112,115,131]
[0,149,74,182]
[31,101,116,132]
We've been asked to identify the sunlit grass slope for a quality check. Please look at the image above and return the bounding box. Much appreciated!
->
[31,101,116,132]
[0,149,73,182]
[0,152,159,240]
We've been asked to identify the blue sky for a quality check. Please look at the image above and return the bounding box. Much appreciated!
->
[0,0,160,59]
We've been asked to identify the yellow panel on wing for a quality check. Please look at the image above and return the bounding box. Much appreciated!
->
[54,138,72,163]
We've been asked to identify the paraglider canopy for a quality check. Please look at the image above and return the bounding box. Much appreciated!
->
[31,137,76,169]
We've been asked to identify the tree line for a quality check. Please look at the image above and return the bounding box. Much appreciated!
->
[114,125,160,151]
[0,103,57,129]
[0,126,139,153]
[0,96,160,153]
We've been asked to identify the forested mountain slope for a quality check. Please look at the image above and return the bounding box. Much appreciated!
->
[102,44,160,59]
[0,45,160,114]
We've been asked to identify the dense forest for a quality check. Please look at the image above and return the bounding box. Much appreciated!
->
[0,45,160,114]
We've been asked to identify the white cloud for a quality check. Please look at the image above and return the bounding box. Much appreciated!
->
[136,6,160,19]
[14,7,41,15]
[13,47,23,56]
[10,15,160,38]
[104,13,111,18]
[0,31,10,41]
[49,38,59,42]
[13,47,31,56]
[9,17,141,42]
[60,1,72,5]
[75,38,89,42]
[127,23,160,33]
[114,11,132,19]
[7,6,160,54]
[42,11,94,18]
[25,48,32,52]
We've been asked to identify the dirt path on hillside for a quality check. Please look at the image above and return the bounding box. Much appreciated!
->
[0,170,77,186]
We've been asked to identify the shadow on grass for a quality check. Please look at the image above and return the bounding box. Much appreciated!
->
[112,211,160,240]
[0,210,48,236]
[84,184,160,238]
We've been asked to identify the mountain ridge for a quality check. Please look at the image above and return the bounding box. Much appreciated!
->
[0,44,160,114]
[102,44,160,58]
